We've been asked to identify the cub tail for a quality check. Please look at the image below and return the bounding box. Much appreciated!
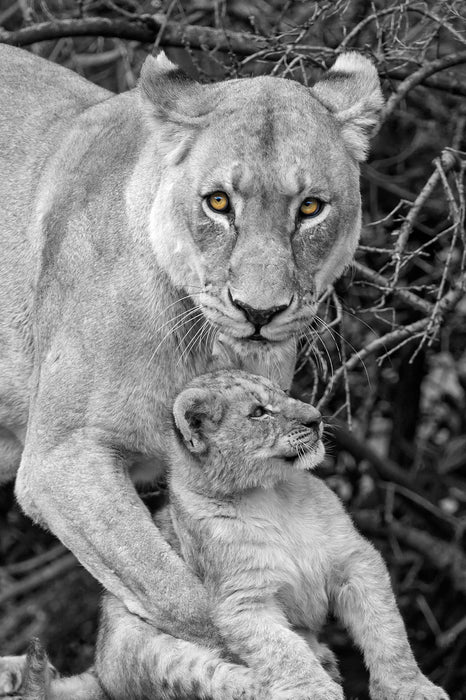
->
[22,638,106,700]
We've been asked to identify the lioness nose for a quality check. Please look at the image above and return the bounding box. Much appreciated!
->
[231,297,290,328]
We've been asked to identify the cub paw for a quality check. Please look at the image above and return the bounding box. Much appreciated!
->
[0,656,26,696]
[370,676,449,700]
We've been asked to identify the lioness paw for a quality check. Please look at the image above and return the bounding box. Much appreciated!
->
[0,655,27,696]
[370,676,449,700]
[211,663,263,700]
[271,678,344,700]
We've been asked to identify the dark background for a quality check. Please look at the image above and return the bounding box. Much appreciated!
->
[0,1,465,698]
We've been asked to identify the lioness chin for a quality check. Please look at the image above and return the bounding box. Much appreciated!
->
[0,45,382,657]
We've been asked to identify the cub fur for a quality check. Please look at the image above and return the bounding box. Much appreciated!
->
[18,372,448,700]
[0,45,382,654]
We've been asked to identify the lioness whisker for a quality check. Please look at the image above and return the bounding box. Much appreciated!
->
[172,313,207,358]
[153,305,203,336]
[149,310,206,366]
[313,315,370,386]
[151,292,203,326]
[304,327,335,379]
[176,318,210,366]
[337,305,378,337]
[313,315,343,364]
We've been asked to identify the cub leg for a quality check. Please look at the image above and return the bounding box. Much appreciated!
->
[332,536,449,700]
[215,599,343,700]
[15,425,219,647]
[295,630,341,683]
[96,596,262,700]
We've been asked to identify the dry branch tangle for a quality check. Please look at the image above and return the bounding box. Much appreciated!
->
[1,12,465,96]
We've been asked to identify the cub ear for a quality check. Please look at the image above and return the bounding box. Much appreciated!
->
[311,52,384,161]
[173,388,223,455]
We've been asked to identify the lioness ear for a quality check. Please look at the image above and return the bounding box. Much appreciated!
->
[173,388,223,455]
[139,52,215,163]
[139,51,214,123]
[311,52,384,161]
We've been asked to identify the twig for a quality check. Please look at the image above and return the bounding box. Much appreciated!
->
[390,150,459,290]
[336,6,400,51]
[4,543,66,575]
[73,46,124,67]
[317,317,427,410]
[0,554,76,606]
[352,261,433,315]
[438,615,466,648]
[337,5,466,52]
[329,420,414,488]
[317,285,465,410]
[382,50,466,123]
[354,512,466,595]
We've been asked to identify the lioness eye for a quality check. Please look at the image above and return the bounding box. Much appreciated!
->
[207,191,230,213]
[299,197,323,217]
[250,406,267,419]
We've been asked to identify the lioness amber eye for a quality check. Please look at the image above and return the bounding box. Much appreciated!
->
[300,197,323,217]
[250,406,266,418]
[207,191,230,213]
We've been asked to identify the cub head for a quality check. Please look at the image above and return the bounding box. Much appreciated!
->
[172,370,324,495]
[139,52,383,352]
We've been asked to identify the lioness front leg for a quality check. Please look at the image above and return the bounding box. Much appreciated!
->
[15,426,217,646]
[216,599,343,700]
[333,537,449,700]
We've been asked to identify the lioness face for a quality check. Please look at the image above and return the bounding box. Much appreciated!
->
[142,53,382,348]
[183,81,361,345]
[173,370,325,494]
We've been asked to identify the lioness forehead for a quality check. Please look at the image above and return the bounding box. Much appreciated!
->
[192,76,352,198]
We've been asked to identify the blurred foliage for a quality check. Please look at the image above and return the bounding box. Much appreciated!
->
[0,1,465,698]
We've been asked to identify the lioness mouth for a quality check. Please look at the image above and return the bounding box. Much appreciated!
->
[248,332,267,342]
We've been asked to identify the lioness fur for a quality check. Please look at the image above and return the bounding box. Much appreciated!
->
[0,45,383,672]
[19,371,447,700]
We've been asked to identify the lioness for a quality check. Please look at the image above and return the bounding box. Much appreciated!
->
[17,371,448,700]
[0,46,382,662]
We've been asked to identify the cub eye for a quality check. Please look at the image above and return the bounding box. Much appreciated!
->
[250,406,268,419]
[207,191,230,213]
[299,197,323,217]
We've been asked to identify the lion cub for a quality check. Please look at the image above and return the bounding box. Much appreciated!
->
[12,371,448,700]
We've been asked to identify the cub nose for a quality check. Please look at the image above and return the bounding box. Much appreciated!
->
[303,409,322,430]
[230,295,290,328]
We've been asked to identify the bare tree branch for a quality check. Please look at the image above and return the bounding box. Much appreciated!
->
[0,14,269,55]
[382,51,466,122]
[317,285,465,411]
[0,15,465,98]
[352,261,434,315]
[0,555,76,607]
